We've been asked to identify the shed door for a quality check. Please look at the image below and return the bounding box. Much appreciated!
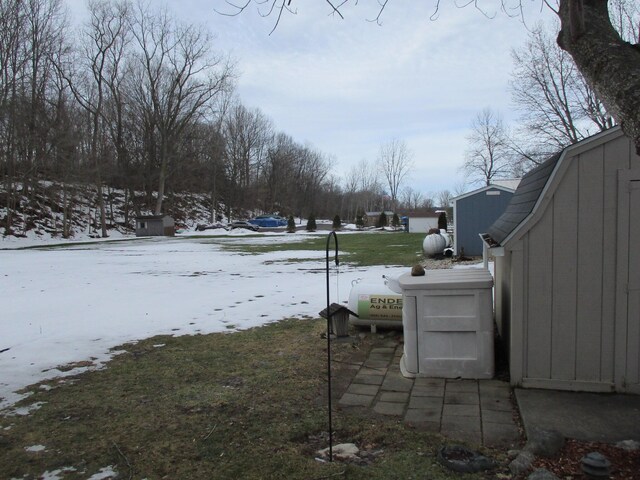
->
[617,173,640,393]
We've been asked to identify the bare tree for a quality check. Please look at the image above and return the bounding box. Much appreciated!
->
[130,1,233,214]
[0,0,68,235]
[511,24,610,154]
[400,186,423,210]
[421,195,435,210]
[435,189,452,209]
[608,0,640,42]
[463,108,513,187]
[83,0,131,236]
[0,0,27,235]
[223,102,272,188]
[377,138,413,211]
[342,159,382,216]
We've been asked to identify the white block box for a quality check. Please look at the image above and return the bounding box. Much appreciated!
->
[398,269,494,379]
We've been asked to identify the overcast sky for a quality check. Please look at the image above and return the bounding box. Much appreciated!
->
[70,0,556,199]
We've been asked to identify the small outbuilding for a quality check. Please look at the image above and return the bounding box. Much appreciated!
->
[452,183,517,256]
[363,211,396,227]
[397,209,441,233]
[483,127,640,394]
[135,215,175,237]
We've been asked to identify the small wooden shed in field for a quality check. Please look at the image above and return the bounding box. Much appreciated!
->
[483,127,640,394]
[452,184,517,256]
[363,211,396,227]
[135,215,175,237]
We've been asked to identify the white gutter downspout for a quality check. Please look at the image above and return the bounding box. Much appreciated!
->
[482,240,489,270]
[479,233,505,270]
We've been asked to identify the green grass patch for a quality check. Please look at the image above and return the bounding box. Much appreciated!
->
[220,232,425,267]
[0,320,497,479]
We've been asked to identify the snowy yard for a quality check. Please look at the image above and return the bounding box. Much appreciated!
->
[0,232,405,410]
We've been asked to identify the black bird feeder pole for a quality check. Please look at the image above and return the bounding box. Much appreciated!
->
[325,231,339,462]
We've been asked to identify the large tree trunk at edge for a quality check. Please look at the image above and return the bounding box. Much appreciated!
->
[557,0,640,155]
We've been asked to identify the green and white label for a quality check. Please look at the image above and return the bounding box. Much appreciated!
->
[357,294,403,321]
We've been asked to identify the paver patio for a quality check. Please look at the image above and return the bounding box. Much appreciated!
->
[338,342,521,448]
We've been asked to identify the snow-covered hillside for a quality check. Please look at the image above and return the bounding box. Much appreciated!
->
[0,180,218,245]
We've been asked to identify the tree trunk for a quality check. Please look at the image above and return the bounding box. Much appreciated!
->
[155,140,168,215]
[209,189,215,223]
[557,0,640,154]
[124,187,129,227]
[62,182,69,239]
[94,175,107,238]
[155,160,167,215]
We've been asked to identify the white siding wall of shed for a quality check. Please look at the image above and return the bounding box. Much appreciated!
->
[509,134,640,392]
[616,168,640,393]
[408,217,438,233]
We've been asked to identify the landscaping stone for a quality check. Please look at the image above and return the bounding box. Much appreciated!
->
[509,451,535,475]
[528,468,559,480]
[316,443,359,462]
[507,449,521,459]
[616,439,640,451]
[524,429,564,458]
[580,451,611,477]
[436,445,496,473]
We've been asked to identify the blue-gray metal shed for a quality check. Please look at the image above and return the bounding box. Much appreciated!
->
[452,184,517,256]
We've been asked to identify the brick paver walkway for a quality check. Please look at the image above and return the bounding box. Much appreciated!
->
[338,342,521,448]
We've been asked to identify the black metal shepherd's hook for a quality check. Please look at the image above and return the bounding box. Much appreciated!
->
[325,230,339,462]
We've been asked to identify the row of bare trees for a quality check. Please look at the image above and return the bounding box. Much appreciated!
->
[0,0,339,237]
[339,139,453,221]
[462,0,639,187]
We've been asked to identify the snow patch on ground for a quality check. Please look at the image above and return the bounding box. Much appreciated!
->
[38,467,76,479]
[24,445,46,452]
[1,234,406,410]
[4,402,46,417]
[87,466,118,480]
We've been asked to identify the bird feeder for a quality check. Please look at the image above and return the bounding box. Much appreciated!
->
[319,303,358,338]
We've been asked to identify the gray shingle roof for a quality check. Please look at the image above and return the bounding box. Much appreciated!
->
[485,152,562,245]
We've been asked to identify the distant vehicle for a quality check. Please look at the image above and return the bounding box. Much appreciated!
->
[249,215,288,228]
[229,221,260,231]
[195,222,228,231]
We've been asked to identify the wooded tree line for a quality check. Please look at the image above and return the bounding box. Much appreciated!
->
[0,0,346,237]
[7,1,634,236]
